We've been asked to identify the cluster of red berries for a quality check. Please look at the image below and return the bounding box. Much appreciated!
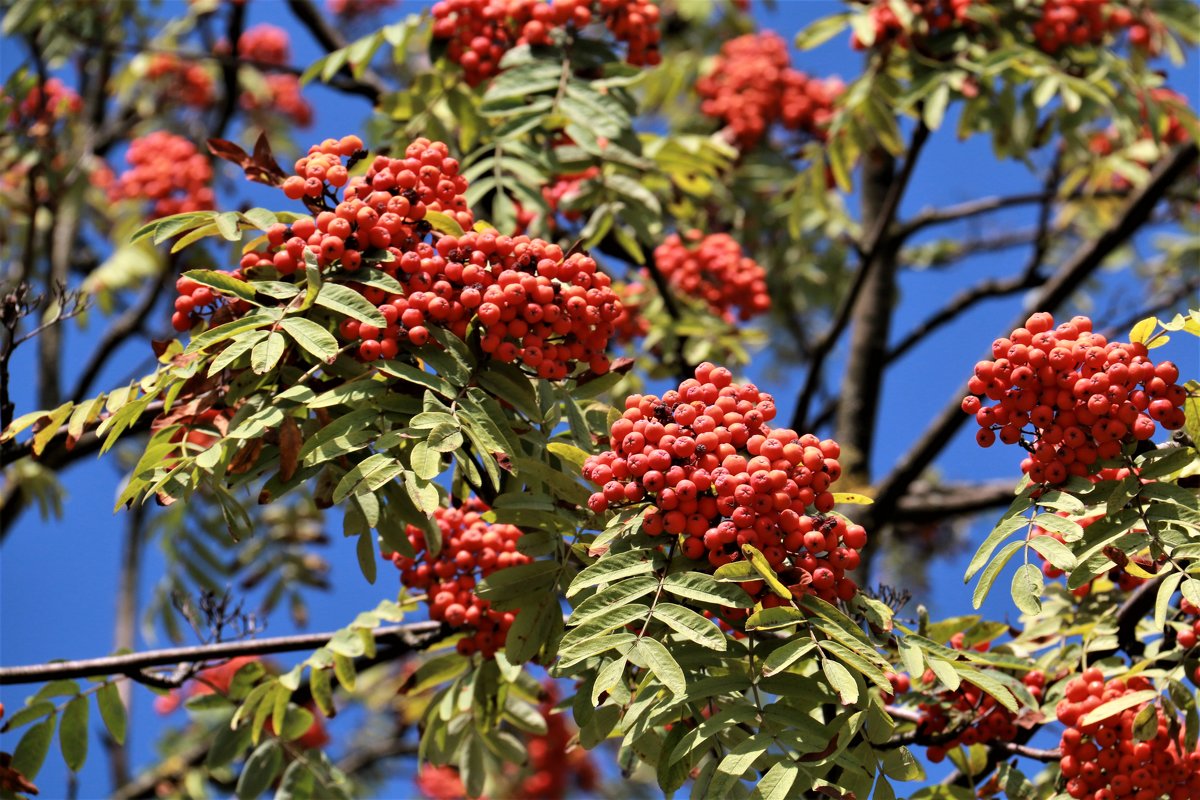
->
[431,0,661,86]
[696,32,843,149]
[241,73,314,127]
[962,312,1186,486]
[584,363,866,607]
[145,54,214,109]
[920,671,1046,762]
[237,24,291,66]
[518,683,599,798]
[1032,0,1157,54]
[390,500,528,659]
[1176,599,1200,651]
[266,137,619,377]
[850,0,974,50]
[9,77,82,129]
[232,24,311,126]
[654,231,770,322]
[326,0,396,16]
[109,132,215,219]
[611,280,650,344]
[1056,669,1200,799]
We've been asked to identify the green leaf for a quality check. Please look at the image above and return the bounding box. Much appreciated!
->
[1011,562,1044,616]
[251,331,286,374]
[1032,513,1084,541]
[0,701,55,733]
[236,740,284,800]
[823,658,859,704]
[964,515,1029,583]
[795,13,850,50]
[314,282,387,327]
[749,760,800,800]
[332,453,404,503]
[762,639,816,677]
[424,210,465,237]
[59,696,88,771]
[972,540,1023,608]
[1079,690,1159,727]
[632,638,685,696]
[653,603,726,650]
[505,595,562,663]
[1027,534,1075,571]
[280,317,340,363]
[663,572,754,608]
[207,719,253,770]
[215,211,243,241]
[183,269,257,304]
[96,685,126,747]
[567,549,656,597]
[476,561,561,605]
[882,746,925,781]
[410,441,442,481]
[427,421,464,453]
[746,605,806,631]
[12,714,56,779]
[1156,572,1186,630]
[276,706,316,743]
[356,532,377,584]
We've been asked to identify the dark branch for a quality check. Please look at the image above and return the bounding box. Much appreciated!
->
[791,121,930,431]
[285,0,387,103]
[0,621,445,685]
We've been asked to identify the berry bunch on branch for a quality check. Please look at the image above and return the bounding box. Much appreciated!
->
[389,500,528,659]
[431,0,662,86]
[963,312,1185,486]
[584,362,867,608]
[653,231,770,322]
[176,134,622,377]
[696,32,843,149]
[108,132,215,219]
[1055,670,1200,799]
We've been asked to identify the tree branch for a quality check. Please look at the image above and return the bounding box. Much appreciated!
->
[791,121,930,431]
[285,0,387,103]
[867,142,1199,531]
[0,621,445,685]
[893,480,1017,523]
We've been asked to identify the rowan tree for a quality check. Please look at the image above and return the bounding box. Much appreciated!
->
[1,0,1199,799]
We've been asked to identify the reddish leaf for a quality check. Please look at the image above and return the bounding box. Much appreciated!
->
[278,416,301,482]
[0,752,40,796]
[207,137,252,168]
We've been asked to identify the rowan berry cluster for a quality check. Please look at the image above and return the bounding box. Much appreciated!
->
[584,363,866,606]
[849,0,974,51]
[519,683,598,798]
[431,0,661,86]
[917,669,1045,762]
[9,77,82,129]
[696,32,843,149]
[109,132,215,219]
[237,24,290,66]
[1032,0,1158,54]
[390,500,528,659]
[264,137,617,376]
[241,73,314,127]
[962,312,1186,486]
[1055,670,1200,799]
[233,24,312,126]
[654,232,770,322]
[171,272,251,332]
[145,54,215,108]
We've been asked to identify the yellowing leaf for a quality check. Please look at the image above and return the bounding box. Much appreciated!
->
[1129,316,1157,344]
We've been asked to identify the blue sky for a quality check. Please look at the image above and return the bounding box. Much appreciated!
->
[2,1,1198,797]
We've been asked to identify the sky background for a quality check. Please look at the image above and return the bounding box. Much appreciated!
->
[2,0,1199,797]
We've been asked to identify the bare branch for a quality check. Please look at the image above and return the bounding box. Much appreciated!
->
[893,480,1017,523]
[791,121,930,430]
[0,621,446,685]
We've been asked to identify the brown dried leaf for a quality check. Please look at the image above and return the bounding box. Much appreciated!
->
[228,437,264,475]
[278,416,301,482]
